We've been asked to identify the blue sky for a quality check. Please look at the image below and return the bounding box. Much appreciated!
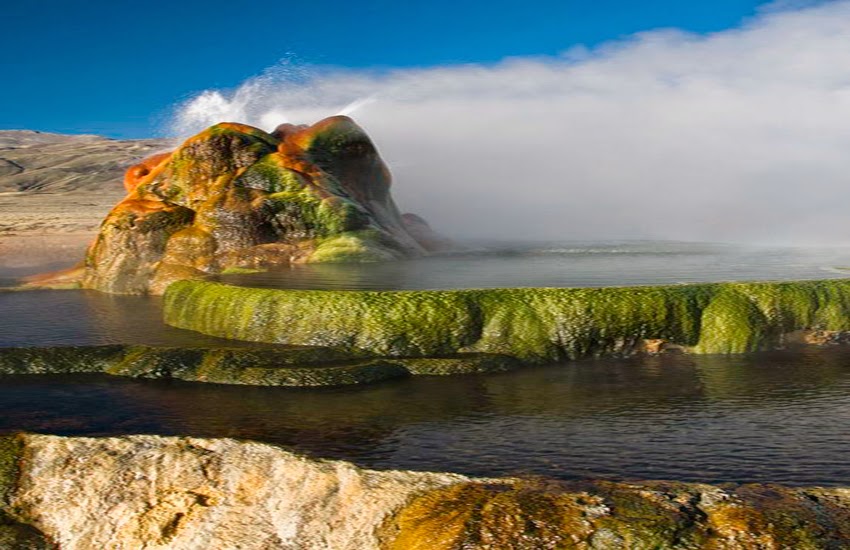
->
[3,0,771,138]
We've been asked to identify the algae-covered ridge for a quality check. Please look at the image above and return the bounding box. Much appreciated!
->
[164,278,850,363]
[8,277,849,388]
[0,345,521,388]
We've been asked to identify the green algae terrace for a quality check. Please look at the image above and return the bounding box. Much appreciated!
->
[7,277,850,547]
[163,278,850,363]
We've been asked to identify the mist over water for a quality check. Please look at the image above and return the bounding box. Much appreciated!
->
[173,1,850,245]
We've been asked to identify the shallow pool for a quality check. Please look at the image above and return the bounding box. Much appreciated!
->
[3,240,850,485]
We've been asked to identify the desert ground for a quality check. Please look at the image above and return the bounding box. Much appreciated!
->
[0,130,170,277]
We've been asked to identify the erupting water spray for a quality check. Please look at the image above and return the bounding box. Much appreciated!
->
[170,2,850,245]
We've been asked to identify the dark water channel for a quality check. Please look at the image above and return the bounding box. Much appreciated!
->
[1,348,850,486]
[3,241,850,485]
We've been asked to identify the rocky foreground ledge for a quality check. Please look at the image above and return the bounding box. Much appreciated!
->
[0,434,848,549]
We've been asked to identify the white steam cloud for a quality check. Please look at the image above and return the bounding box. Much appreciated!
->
[173,1,850,245]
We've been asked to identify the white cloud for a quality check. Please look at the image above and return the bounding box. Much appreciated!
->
[172,1,850,245]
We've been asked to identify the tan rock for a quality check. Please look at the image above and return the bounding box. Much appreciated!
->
[7,434,464,549]
[4,434,849,549]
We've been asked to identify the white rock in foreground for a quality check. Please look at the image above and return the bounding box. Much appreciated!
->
[5,434,464,549]
[4,433,850,549]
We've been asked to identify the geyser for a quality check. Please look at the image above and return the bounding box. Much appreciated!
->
[27,116,447,295]
[172,1,850,245]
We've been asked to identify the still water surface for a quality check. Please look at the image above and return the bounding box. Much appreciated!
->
[2,241,850,485]
[1,348,849,485]
[217,241,850,290]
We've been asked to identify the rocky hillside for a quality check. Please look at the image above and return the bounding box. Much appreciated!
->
[0,130,170,195]
[0,130,170,240]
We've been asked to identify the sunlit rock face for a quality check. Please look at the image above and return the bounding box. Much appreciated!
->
[2,434,850,549]
[35,116,443,295]
[0,434,464,549]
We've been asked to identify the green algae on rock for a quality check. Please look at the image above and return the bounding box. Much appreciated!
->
[163,279,850,362]
[383,478,850,549]
[1,433,849,549]
[24,116,450,295]
[0,345,520,388]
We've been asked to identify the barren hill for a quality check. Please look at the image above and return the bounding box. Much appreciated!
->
[0,131,172,275]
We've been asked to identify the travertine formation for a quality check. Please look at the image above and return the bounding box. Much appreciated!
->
[2,434,849,549]
[0,434,463,549]
[27,117,445,294]
[164,278,850,361]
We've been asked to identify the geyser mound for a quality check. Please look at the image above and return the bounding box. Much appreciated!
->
[30,116,446,295]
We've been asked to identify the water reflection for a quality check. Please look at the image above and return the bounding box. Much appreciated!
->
[216,242,850,290]
[0,290,275,348]
[2,347,850,485]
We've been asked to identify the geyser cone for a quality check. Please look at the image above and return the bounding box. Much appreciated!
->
[25,116,450,295]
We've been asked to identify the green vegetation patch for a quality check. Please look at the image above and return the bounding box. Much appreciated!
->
[309,230,404,263]
[0,345,517,388]
[398,354,523,376]
[164,279,850,362]
[0,346,125,375]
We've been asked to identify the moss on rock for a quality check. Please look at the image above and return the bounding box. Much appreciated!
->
[0,517,53,550]
[692,288,771,354]
[0,345,126,375]
[111,346,410,387]
[28,116,438,294]
[309,230,406,263]
[0,435,23,508]
[398,354,522,376]
[0,435,52,549]
[384,479,850,549]
[0,345,517,388]
[164,279,850,362]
